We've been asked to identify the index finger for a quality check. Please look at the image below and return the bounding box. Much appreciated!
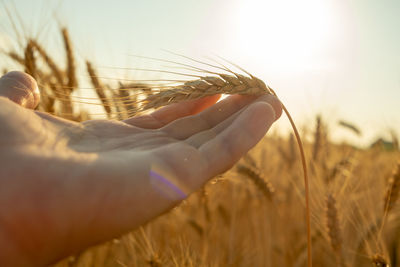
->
[123,94,220,129]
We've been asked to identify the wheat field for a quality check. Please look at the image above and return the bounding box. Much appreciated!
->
[3,27,400,267]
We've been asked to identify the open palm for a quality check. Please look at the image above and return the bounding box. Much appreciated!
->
[0,72,281,266]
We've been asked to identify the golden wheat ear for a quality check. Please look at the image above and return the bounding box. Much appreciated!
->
[237,163,275,201]
[325,193,345,265]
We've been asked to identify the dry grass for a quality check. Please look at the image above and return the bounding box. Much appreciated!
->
[3,28,400,267]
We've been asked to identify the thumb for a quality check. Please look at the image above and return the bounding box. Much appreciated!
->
[0,71,40,109]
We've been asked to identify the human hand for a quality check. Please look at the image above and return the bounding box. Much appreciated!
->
[0,71,281,266]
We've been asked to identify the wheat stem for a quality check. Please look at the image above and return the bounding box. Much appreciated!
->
[280,100,313,267]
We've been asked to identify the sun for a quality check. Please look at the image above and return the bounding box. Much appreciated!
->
[232,0,336,71]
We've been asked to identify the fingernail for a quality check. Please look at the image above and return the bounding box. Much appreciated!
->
[0,71,40,109]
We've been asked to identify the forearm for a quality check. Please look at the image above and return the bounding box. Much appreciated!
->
[0,148,97,266]
[0,148,186,266]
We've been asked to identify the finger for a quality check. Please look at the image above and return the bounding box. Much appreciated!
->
[123,94,220,129]
[199,101,276,177]
[184,99,263,148]
[162,94,281,140]
[0,71,40,109]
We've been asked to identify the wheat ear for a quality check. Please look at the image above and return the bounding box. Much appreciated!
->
[325,193,344,265]
[23,40,36,78]
[61,28,77,90]
[383,162,400,214]
[86,61,112,117]
[312,115,322,161]
[377,161,400,241]
[141,74,270,110]
[237,163,275,200]
[29,40,64,85]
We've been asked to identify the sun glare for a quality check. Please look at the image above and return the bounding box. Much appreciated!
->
[233,0,335,71]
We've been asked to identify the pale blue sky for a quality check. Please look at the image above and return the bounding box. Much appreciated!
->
[1,0,399,146]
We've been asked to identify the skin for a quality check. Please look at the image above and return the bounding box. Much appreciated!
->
[0,71,282,266]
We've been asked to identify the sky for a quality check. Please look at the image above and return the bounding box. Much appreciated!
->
[1,0,399,147]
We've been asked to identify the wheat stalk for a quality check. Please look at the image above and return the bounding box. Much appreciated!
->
[312,115,322,161]
[61,28,77,90]
[119,82,150,118]
[187,219,204,236]
[29,39,64,85]
[7,51,25,65]
[237,163,275,201]
[86,61,112,117]
[23,40,36,78]
[383,162,400,214]
[325,193,344,266]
